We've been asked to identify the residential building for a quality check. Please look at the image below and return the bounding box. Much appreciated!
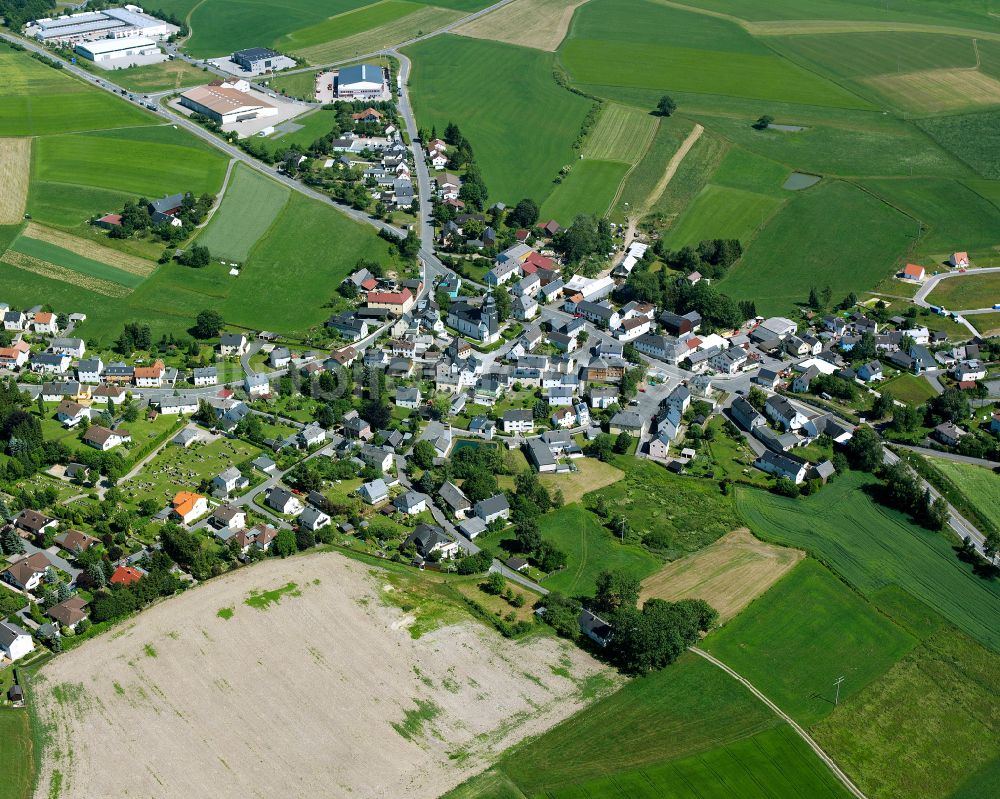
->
[134,360,165,388]
[438,481,471,517]
[765,395,808,431]
[754,451,809,484]
[404,523,459,560]
[2,552,52,592]
[299,505,332,532]
[474,494,510,524]
[14,509,58,538]
[358,478,389,504]
[212,467,248,497]
[367,288,414,315]
[267,487,303,515]
[172,491,208,524]
[192,366,218,386]
[47,596,88,631]
[501,409,534,434]
[219,333,248,356]
[0,620,35,662]
[82,425,131,451]
[77,358,103,384]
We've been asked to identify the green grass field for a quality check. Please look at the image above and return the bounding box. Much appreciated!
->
[405,35,592,204]
[537,504,661,597]
[80,58,210,93]
[879,372,938,405]
[197,165,290,261]
[0,44,154,136]
[719,181,915,316]
[925,457,1000,533]
[589,458,741,560]
[538,159,630,225]
[267,70,316,100]
[925,271,1000,309]
[276,0,421,51]
[614,116,686,216]
[970,310,1000,334]
[813,624,1000,799]
[9,234,145,288]
[918,110,1000,179]
[258,109,337,154]
[582,103,657,163]
[560,0,870,109]
[704,559,917,726]
[0,709,32,799]
[665,183,785,247]
[735,472,1000,652]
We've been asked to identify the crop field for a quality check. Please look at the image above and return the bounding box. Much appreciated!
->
[405,35,592,204]
[538,504,661,598]
[538,159,630,224]
[0,138,30,225]
[0,44,153,136]
[918,110,1000,179]
[925,271,1000,310]
[559,0,869,109]
[704,559,917,726]
[866,68,1000,113]
[537,457,623,504]
[639,528,804,622]
[22,222,155,277]
[665,183,784,248]
[9,233,144,288]
[277,0,422,52]
[32,553,610,799]
[454,0,587,51]
[813,625,1000,799]
[719,181,914,316]
[613,116,686,216]
[582,103,657,163]
[197,165,290,261]
[1,246,132,299]
[736,473,1000,653]
[878,372,938,405]
[925,457,1000,533]
[648,127,727,222]
[590,458,740,560]
[0,710,31,799]
[292,6,463,64]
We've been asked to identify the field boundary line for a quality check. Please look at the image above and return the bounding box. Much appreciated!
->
[690,647,869,799]
[605,114,659,217]
[642,122,703,214]
[196,157,238,229]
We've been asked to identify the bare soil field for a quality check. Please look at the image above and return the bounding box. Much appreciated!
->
[640,528,803,622]
[864,68,1000,112]
[31,553,613,799]
[0,138,30,224]
[539,458,624,504]
[455,0,590,51]
[23,222,156,276]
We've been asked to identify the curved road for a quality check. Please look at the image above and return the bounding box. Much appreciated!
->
[913,266,1000,336]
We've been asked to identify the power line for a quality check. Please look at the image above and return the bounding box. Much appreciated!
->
[834,675,845,706]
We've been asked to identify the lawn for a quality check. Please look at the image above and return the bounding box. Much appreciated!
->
[0,709,32,799]
[405,35,592,204]
[703,558,917,726]
[925,271,1000,310]
[267,69,316,100]
[0,43,153,137]
[970,310,1000,334]
[588,457,741,560]
[613,116,686,216]
[559,0,870,109]
[813,624,1000,799]
[537,457,623,504]
[538,159,630,225]
[924,457,1000,533]
[196,164,290,261]
[735,472,1000,653]
[85,58,210,93]
[258,109,339,154]
[537,504,661,598]
[879,372,938,405]
[719,181,916,316]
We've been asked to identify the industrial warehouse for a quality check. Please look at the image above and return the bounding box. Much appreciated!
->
[26,5,176,43]
[74,36,161,63]
[178,79,279,125]
[335,63,391,101]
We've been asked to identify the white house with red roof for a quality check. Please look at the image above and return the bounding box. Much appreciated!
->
[949,251,970,267]
[367,288,414,315]
[899,263,926,282]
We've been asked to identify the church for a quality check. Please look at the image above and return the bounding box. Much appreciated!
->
[446,293,500,344]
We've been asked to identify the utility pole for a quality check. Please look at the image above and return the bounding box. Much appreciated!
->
[619,515,627,542]
[834,675,845,706]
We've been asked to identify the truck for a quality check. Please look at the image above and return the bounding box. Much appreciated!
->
[993,303,1000,310]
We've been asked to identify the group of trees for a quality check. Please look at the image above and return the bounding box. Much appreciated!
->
[507,471,566,573]
[554,214,613,268]
[177,243,212,268]
[102,193,213,245]
[2,0,53,30]
[90,550,182,623]
[653,237,744,281]
[441,122,489,210]
[113,322,153,355]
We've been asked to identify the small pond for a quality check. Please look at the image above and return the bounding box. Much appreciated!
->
[769,123,807,132]
[783,172,822,191]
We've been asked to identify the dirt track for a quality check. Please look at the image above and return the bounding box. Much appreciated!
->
[32,553,613,799]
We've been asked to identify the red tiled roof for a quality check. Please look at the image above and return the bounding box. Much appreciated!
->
[110,565,142,586]
[367,288,413,305]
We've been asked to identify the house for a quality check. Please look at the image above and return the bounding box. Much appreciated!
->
[32,311,57,334]
[245,373,271,398]
[910,344,935,374]
[0,346,28,370]
[526,437,557,472]
[578,608,612,647]
[710,348,746,375]
[730,396,765,431]
[474,494,510,524]
[430,150,448,169]
[754,451,809,484]
[367,288,414,316]
[765,396,809,431]
[299,505,332,532]
[438,481,471,517]
[30,352,70,374]
[103,362,134,384]
[53,529,98,554]
[158,396,199,415]
[192,366,218,387]
[900,263,926,282]
[486,258,523,287]
[663,384,691,415]
[395,386,422,409]
[513,294,539,321]
[2,552,52,592]
[0,620,35,662]
[858,361,884,382]
[48,337,84,359]
[76,357,103,384]
[575,402,591,426]
[233,524,278,555]
[648,432,672,460]
[502,409,535,434]
[635,334,686,364]
[609,411,644,435]
[134,360,165,388]
[219,333,248,356]
[589,385,618,409]
[110,564,143,586]
[360,444,393,472]
[404,523,459,560]
[15,509,59,538]
[394,491,427,515]
[753,368,781,389]
[344,415,373,440]
[83,425,131,451]
[91,385,126,406]
[252,455,277,474]
[754,316,797,340]
[212,467,248,497]
[267,487,303,515]
[172,491,208,524]
[458,516,487,539]
[55,399,88,427]
[358,478,389,504]
[469,416,496,439]
[954,360,986,382]
[47,596,88,630]
[933,422,967,447]
[268,347,291,368]
[299,423,326,449]
[949,251,970,267]
[792,366,820,393]
[210,504,247,531]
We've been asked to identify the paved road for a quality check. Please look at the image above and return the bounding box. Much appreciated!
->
[691,648,869,799]
[893,443,1000,469]
[912,266,1000,336]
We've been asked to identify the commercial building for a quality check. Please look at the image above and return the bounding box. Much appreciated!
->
[75,36,159,62]
[232,47,279,72]
[179,80,278,125]
[30,6,173,44]
[335,63,388,100]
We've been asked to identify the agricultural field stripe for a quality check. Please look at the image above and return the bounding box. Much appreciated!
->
[12,235,143,288]
[23,221,156,277]
[0,249,131,298]
[0,137,30,225]
[453,0,590,53]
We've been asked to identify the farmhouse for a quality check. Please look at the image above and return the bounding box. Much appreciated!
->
[219,333,248,356]
[75,36,160,62]
[754,451,809,484]
[180,80,278,125]
[949,251,970,267]
[335,64,389,100]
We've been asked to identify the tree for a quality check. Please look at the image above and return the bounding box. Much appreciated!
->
[178,244,211,267]
[871,391,895,420]
[494,288,512,322]
[925,388,970,426]
[808,286,822,310]
[515,519,542,555]
[507,198,539,229]
[586,433,615,463]
[656,95,677,117]
[926,497,950,531]
[0,525,24,555]
[485,571,506,595]
[609,598,717,674]
[193,309,224,339]
[753,115,773,130]
[295,528,316,551]
[746,385,767,412]
[86,561,107,589]
[273,529,297,558]
[613,431,633,454]
[542,592,582,638]
[594,569,640,614]
[845,425,883,472]
[411,439,436,470]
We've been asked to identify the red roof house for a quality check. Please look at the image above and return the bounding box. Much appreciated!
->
[110,565,143,586]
